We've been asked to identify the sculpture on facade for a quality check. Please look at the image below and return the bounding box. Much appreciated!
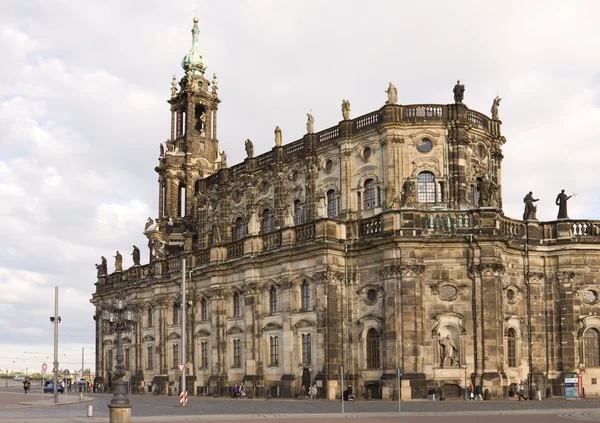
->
[341,99,351,120]
[385,82,398,104]
[401,179,416,208]
[245,139,254,159]
[96,256,108,277]
[131,245,141,266]
[159,143,164,157]
[165,139,175,153]
[523,191,539,221]
[114,251,123,272]
[153,239,167,260]
[477,174,496,207]
[144,217,154,231]
[453,80,465,104]
[555,189,573,219]
[274,126,282,147]
[440,335,458,367]
[220,150,227,168]
[306,113,315,134]
[491,96,502,120]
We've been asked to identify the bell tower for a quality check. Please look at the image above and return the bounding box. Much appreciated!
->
[156,17,221,222]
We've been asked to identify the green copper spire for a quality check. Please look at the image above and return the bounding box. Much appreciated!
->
[181,17,207,76]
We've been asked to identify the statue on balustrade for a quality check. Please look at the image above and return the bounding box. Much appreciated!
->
[385,82,398,105]
[274,126,282,147]
[306,113,315,134]
[245,139,254,159]
[401,179,416,208]
[95,256,108,277]
[555,189,573,219]
[144,217,154,231]
[131,245,141,266]
[523,191,539,221]
[477,174,497,207]
[220,149,227,168]
[159,143,164,157]
[153,239,167,260]
[453,80,465,104]
[491,96,502,120]
[165,139,175,152]
[114,251,123,272]
[341,99,351,120]
[440,335,459,367]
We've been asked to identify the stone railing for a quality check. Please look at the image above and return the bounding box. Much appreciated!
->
[295,222,316,243]
[318,126,340,143]
[167,257,182,273]
[498,216,525,238]
[285,140,305,157]
[360,216,382,236]
[263,232,282,251]
[353,111,381,132]
[422,212,472,232]
[403,105,443,120]
[468,110,489,131]
[195,249,210,265]
[227,241,244,258]
[571,221,600,237]
[255,151,274,170]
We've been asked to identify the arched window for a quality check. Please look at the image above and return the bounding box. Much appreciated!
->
[302,334,312,364]
[417,172,436,203]
[363,179,376,210]
[301,280,311,311]
[260,208,274,233]
[233,339,241,368]
[327,189,338,218]
[507,328,517,367]
[233,292,241,318]
[294,200,304,225]
[584,328,600,367]
[234,217,246,241]
[270,286,278,314]
[366,329,380,369]
[270,336,279,366]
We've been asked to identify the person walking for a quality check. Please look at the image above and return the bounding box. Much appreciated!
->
[518,383,527,401]
[232,384,239,399]
[428,386,436,401]
[475,384,483,401]
[468,382,475,400]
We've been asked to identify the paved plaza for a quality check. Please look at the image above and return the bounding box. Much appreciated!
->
[2,381,600,423]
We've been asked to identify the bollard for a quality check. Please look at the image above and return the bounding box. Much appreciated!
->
[87,405,93,417]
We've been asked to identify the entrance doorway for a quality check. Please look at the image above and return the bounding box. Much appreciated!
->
[301,368,311,397]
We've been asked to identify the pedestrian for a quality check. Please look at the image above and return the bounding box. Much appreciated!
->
[312,384,318,400]
[468,382,474,400]
[232,384,239,399]
[240,383,246,398]
[428,386,436,401]
[518,383,527,401]
[475,384,483,401]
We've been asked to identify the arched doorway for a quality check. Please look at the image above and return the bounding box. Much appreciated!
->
[301,368,311,397]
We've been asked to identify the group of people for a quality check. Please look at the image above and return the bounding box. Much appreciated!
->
[231,383,246,399]
[467,383,483,400]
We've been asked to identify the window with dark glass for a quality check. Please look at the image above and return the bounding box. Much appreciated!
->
[172,344,179,369]
[233,339,241,368]
[507,328,517,367]
[147,346,153,370]
[302,334,312,364]
[270,286,278,314]
[327,189,338,218]
[363,179,375,210]
[107,349,113,373]
[584,328,600,367]
[234,217,246,241]
[147,308,153,328]
[201,298,207,321]
[233,292,241,318]
[294,200,304,225]
[366,329,380,369]
[173,304,180,325]
[270,336,279,366]
[201,341,208,369]
[260,209,274,233]
[301,280,311,310]
[417,172,436,203]
[124,347,130,370]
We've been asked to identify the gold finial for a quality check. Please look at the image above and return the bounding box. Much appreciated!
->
[193,16,198,24]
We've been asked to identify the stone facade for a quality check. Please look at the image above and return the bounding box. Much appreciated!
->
[90,20,600,400]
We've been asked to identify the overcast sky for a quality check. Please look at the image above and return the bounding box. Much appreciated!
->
[1,1,599,374]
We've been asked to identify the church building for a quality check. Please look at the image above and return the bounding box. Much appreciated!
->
[91,18,600,399]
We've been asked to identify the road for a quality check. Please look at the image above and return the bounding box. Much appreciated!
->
[1,380,600,423]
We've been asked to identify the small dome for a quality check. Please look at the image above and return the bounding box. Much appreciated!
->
[181,18,207,76]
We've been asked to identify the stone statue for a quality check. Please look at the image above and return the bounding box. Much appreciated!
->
[153,239,167,260]
[245,139,254,159]
[114,251,123,272]
[159,143,164,156]
[385,82,398,104]
[478,175,492,207]
[212,224,221,243]
[144,217,154,231]
[491,96,501,120]
[101,256,107,274]
[523,191,539,221]
[453,80,465,104]
[440,335,458,367]
[274,126,282,147]
[131,245,140,266]
[306,113,315,134]
[95,256,108,277]
[555,189,573,219]
[401,179,416,208]
[341,99,351,120]
[165,139,174,152]
[221,150,227,168]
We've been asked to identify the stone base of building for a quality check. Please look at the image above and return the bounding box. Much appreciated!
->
[107,403,131,423]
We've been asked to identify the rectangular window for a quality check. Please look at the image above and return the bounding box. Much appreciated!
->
[147,346,153,370]
[507,338,516,367]
[201,342,208,369]
[327,191,338,218]
[302,334,312,364]
[270,288,278,314]
[438,182,444,203]
[301,282,311,311]
[107,349,113,373]
[270,336,279,366]
[173,304,180,325]
[233,339,241,368]
[124,347,130,370]
[364,180,375,210]
[173,344,179,369]
[233,294,241,318]
[201,299,207,321]
[147,308,153,328]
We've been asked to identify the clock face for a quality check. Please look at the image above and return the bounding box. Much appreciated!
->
[417,138,433,153]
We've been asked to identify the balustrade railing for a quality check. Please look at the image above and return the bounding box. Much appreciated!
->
[263,232,282,251]
[230,162,246,177]
[167,258,181,273]
[227,241,244,258]
[295,223,316,243]
[353,111,381,131]
[572,221,600,237]
[319,126,340,143]
[499,217,525,238]
[360,216,382,236]
[403,105,443,120]
[256,151,274,170]
[285,140,305,157]
[422,213,472,232]
[196,249,210,265]
[468,111,489,131]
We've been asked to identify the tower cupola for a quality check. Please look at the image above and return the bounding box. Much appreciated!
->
[181,17,208,76]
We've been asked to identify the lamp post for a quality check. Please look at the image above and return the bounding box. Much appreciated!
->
[101,298,137,423]
[50,286,61,404]
[462,364,468,400]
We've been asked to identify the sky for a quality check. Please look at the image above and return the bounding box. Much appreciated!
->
[1,1,599,375]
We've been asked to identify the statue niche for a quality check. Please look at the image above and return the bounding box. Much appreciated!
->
[194,104,206,133]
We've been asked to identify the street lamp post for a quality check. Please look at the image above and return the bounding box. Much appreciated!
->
[462,364,468,400]
[101,298,137,423]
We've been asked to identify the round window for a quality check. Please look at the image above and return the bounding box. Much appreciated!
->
[583,290,599,304]
[506,289,515,301]
[363,146,372,160]
[477,144,487,159]
[260,180,270,193]
[325,159,333,172]
[417,138,433,153]
[292,171,299,182]
[367,289,378,302]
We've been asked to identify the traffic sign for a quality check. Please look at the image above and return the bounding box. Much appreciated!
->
[178,364,185,374]
[42,363,47,371]
[41,370,46,378]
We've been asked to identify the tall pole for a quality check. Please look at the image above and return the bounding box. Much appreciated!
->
[82,347,84,380]
[53,286,59,404]
[181,258,187,405]
[344,243,349,387]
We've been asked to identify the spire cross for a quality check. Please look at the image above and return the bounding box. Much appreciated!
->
[193,9,199,20]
